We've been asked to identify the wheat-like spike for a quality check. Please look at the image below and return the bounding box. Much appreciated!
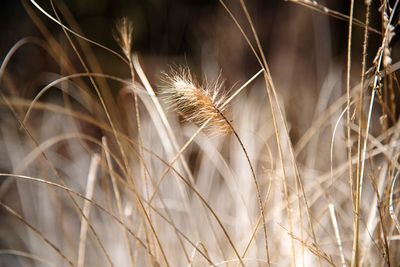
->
[160,67,232,135]
[113,17,133,60]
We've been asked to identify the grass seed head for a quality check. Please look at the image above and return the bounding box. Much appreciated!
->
[160,67,232,135]
[113,17,134,60]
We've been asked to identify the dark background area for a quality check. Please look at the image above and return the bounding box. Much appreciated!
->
[2,0,393,82]
[1,0,353,57]
[1,0,398,140]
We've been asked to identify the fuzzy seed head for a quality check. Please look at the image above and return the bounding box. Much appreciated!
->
[160,67,232,135]
[113,17,134,60]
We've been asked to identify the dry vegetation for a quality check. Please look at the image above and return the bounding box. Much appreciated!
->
[1,0,400,266]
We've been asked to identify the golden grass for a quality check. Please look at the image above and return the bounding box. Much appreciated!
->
[0,0,400,266]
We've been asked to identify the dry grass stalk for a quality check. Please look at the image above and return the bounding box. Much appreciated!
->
[329,204,347,267]
[160,65,271,266]
[77,154,100,267]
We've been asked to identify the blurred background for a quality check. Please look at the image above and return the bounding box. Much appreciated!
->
[1,0,397,141]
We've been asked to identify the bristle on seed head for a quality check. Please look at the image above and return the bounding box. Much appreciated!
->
[160,67,232,135]
[113,17,134,60]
